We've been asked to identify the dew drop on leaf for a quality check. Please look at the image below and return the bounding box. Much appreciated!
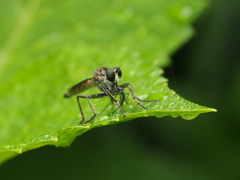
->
[181,113,199,120]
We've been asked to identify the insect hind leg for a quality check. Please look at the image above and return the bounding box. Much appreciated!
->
[77,93,108,124]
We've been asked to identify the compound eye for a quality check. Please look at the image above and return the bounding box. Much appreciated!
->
[117,68,122,78]
[106,69,115,82]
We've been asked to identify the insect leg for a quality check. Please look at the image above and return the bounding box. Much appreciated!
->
[120,83,158,110]
[104,89,127,118]
[77,93,108,124]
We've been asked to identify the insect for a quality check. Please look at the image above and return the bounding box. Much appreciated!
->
[64,67,158,124]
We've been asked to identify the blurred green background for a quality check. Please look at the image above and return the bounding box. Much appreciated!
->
[0,0,239,179]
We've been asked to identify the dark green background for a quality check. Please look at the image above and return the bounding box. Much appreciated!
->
[1,0,239,179]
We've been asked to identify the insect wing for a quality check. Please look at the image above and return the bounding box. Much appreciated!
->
[64,77,95,98]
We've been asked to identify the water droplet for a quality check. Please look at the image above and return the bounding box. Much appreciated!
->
[179,106,184,110]
[101,121,109,125]
[153,105,159,109]
[44,134,50,138]
[163,96,168,100]
[151,71,159,76]
[181,114,199,120]
[100,116,109,121]
[168,102,175,107]
[181,6,193,19]
[138,94,148,99]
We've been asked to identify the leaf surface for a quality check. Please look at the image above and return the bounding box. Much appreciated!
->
[0,0,215,164]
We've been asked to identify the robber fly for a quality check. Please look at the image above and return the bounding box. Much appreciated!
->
[64,67,158,124]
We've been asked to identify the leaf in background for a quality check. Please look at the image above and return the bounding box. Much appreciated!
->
[0,0,215,164]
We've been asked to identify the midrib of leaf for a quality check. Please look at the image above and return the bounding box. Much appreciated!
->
[0,1,39,71]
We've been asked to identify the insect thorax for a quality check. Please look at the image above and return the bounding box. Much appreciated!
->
[93,67,119,94]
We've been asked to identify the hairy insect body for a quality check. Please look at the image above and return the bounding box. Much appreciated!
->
[64,67,157,124]
[93,67,120,94]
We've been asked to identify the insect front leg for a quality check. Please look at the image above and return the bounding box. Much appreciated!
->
[77,93,108,124]
[120,83,158,110]
[104,89,127,118]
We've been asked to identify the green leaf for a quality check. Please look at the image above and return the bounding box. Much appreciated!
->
[0,0,215,164]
